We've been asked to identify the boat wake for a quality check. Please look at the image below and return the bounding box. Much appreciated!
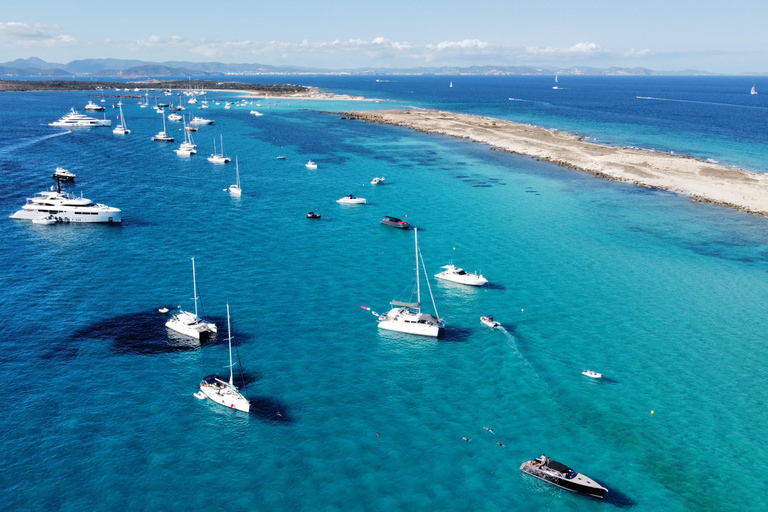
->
[636,96,768,110]
[0,130,71,156]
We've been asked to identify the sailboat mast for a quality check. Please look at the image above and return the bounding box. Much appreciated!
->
[192,257,199,320]
[162,111,167,134]
[415,228,421,311]
[220,135,224,157]
[227,304,233,386]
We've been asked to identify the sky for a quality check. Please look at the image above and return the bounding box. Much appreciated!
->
[1,0,766,73]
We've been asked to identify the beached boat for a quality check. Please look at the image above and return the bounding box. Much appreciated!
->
[434,264,488,286]
[480,316,500,328]
[194,304,249,413]
[337,194,366,204]
[165,258,217,341]
[381,216,410,229]
[520,458,607,499]
[378,228,444,337]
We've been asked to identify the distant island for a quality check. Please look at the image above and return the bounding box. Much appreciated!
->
[0,57,737,78]
[0,79,310,95]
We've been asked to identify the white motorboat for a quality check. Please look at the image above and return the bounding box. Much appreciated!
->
[113,103,130,135]
[195,304,250,413]
[32,215,57,225]
[582,370,603,379]
[305,160,317,170]
[158,308,169,314]
[167,112,182,122]
[189,116,214,125]
[337,194,366,204]
[49,108,111,128]
[378,228,445,337]
[371,177,385,185]
[84,100,105,111]
[165,257,217,341]
[151,112,174,142]
[10,180,121,223]
[480,316,500,328]
[208,135,231,164]
[521,458,608,499]
[52,167,75,182]
[250,110,263,116]
[229,157,242,197]
[435,264,488,286]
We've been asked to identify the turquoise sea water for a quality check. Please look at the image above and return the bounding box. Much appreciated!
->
[2,78,768,511]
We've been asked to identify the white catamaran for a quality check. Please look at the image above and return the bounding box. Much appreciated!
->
[165,257,217,340]
[378,228,444,337]
[113,103,130,135]
[194,304,250,412]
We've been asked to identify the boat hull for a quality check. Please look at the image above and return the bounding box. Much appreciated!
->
[10,208,121,223]
[199,383,250,412]
[378,319,441,337]
[435,273,488,286]
[165,311,217,341]
[520,462,607,499]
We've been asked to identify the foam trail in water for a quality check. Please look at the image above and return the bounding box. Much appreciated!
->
[636,96,768,111]
[0,130,71,157]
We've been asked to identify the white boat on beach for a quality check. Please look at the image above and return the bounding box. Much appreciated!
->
[165,257,217,341]
[434,264,488,286]
[337,194,366,204]
[194,304,250,413]
[378,228,444,337]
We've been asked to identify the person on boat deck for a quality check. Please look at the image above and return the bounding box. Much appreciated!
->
[540,454,547,466]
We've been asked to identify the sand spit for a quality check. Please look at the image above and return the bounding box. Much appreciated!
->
[339,109,768,216]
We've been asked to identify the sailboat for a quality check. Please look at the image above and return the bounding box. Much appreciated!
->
[377,228,445,337]
[449,81,453,88]
[194,304,250,412]
[112,102,130,135]
[151,111,174,142]
[208,135,231,163]
[174,116,197,156]
[229,156,242,196]
[166,258,217,340]
[553,74,560,90]
[751,85,758,95]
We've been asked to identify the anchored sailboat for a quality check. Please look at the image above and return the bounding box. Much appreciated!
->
[377,228,444,337]
[113,103,130,135]
[166,258,217,340]
[229,156,242,196]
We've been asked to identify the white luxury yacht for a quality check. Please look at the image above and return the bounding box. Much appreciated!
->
[84,100,105,111]
[190,116,214,125]
[194,304,250,412]
[378,228,445,337]
[49,108,111,128]
[208,135,231,163]
[229,157,242,197]
[113,103,130,135]
[10,180,121,223]
[434,264,488,286]
[52,167,75,182]
[165,257,217,341]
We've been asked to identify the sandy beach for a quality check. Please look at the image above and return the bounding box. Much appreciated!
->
[246,87,379,101]
[340,109,768,216]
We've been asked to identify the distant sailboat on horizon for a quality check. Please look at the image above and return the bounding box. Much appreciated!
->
[751,85,758,95]
[553,74,560,90]
[449,81,453,88]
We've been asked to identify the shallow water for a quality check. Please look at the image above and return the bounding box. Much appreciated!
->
[1,78,768,511]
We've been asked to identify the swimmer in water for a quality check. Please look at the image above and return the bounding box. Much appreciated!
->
[376,432,380,437]
[462,437,471,442]
[276,411,282,417]
[496,441,505,447]
[484,427,494,434]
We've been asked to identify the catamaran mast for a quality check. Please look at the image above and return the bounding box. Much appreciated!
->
[192,257,199,320]
[415,228,421,312]
[227,304,233,386]
[236,157,240,187]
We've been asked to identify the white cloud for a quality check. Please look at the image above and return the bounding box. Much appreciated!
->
[525,41,603,56]
[426,39,489,51]
[0,22,76,47]
[624,48,652,57]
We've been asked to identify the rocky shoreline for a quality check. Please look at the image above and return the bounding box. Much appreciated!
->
[337,109,768,217]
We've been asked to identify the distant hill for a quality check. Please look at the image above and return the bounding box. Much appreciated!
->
[0,57,731,77]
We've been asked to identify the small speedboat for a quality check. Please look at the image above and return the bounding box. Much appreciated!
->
[480,316,500,328]
[307,212,321,219]
[582,370,603,379]
[305,160,318,170]
[521,458,607,499]
[277,156,286,160]
[371,177,385,185]
[381,216,410,229]
[434,264,488,286]
[158,308,170,314]
[337,194,366,204]
[52,167,76,182]
[167,112,182,121]
[32,215,56,225]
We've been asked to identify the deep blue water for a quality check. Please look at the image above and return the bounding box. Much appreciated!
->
[1,77,768,511]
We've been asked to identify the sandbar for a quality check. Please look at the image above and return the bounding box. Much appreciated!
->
[339,109,768,216]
